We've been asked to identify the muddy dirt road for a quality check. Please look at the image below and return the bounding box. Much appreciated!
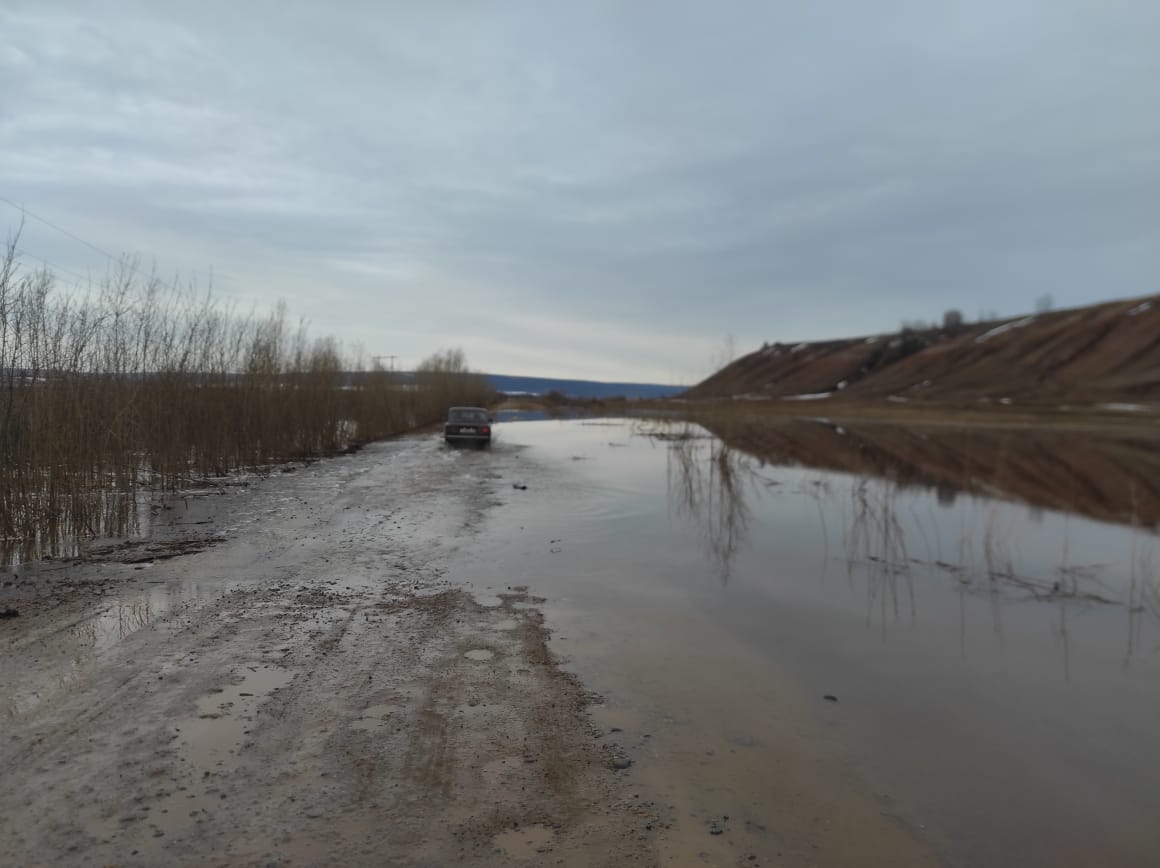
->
[1,437,663,866]
[0,426,938,867]
[14,415,1153,867]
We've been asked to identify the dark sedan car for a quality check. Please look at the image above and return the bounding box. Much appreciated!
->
[444,406,492,446]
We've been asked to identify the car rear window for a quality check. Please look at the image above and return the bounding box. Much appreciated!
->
[449,409,488,423]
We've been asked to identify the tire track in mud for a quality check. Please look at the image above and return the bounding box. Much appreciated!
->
[403,699,455,800]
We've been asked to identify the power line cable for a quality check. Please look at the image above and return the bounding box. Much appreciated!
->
[0,193,224,294]
[0,194,125,267]
[12,246,98,287]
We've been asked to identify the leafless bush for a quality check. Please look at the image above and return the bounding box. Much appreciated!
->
[0,242,491,562]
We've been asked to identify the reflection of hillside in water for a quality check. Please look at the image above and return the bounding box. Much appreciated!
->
[655,419,1160,669]
[700,417,1160,530]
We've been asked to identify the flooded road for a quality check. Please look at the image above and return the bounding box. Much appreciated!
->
[453,415,1160,868]
[2,414,1158,866]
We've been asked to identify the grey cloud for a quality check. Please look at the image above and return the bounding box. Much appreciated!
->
[2,1,1158,381]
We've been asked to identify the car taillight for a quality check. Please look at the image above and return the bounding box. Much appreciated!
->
[482,426,490,434]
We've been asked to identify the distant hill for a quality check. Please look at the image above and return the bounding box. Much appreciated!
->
[387,372,682,399]
[688,294,1160,406]
[485,374,684,400]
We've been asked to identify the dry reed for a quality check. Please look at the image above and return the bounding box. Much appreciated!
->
[0,242,491,563]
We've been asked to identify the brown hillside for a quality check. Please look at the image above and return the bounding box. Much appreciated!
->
[689,295,1160,405]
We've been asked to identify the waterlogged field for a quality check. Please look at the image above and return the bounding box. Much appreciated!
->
[454,414,1160,867]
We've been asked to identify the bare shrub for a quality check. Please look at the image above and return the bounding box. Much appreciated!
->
[0,243,492,563]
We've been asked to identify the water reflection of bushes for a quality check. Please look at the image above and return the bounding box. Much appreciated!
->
[841,480,1132,606]
[834,475,1160,673]
[1,487,143,566]
[844,479,917,628]
[666,431,754,582]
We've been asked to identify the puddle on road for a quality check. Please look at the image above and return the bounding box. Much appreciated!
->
[3,582,208,720]
[74,583,203,654]
[463,649,495,661]
[158,667,292,828]
[493,823,555,859]
[473,416,1160,868]
[83,664,295,854]
[179,665,295,768]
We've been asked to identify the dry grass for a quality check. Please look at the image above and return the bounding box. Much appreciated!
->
[0,243,491,563]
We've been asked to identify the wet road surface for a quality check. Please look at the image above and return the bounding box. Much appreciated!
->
[3,415,1159,866]
[0,436,652,867]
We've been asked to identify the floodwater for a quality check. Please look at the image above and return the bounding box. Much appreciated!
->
[453,415,1160,868]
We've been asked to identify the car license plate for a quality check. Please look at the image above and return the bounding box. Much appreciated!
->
[461,427,476,433]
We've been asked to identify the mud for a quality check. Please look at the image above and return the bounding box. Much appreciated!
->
[0,438,653,867]
[14,416,1147,867]
[72,535,228,565]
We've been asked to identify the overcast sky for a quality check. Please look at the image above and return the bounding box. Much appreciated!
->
[2,1,1158,383]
